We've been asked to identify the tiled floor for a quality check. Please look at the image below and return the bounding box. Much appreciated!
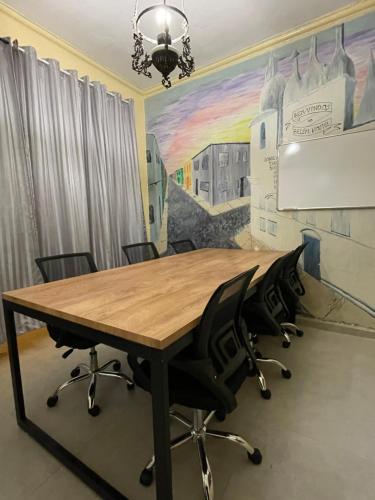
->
[1,323,375,500]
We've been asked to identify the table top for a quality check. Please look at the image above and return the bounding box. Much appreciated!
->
[3,249,285,349]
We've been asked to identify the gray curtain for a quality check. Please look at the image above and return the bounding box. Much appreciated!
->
[0,40,145,343]
[0,42,41,337]
[82,79,145,269]
[81,78,114,269]
[15,47,90,256]
[107,97,145,265]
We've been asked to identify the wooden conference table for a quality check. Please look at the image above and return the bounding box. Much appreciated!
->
[3,248,284,500]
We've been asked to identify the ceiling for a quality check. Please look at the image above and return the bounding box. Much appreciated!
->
[3,0,358,90]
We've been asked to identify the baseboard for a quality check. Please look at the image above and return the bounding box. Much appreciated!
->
[0,342,7,355]
[0,327,48,356]
[298,315,375,340]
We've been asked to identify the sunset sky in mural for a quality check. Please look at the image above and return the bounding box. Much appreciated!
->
[146,13,375,175]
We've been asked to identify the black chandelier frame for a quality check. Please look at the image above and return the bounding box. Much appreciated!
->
[131,1,195,88]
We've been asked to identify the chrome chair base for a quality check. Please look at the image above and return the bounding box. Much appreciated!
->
[281,329,292,348]
[47,347,134,416]
[247,336,292,400]
[140,409,262,500]
[281,322,304,337]
[256,356,291,377]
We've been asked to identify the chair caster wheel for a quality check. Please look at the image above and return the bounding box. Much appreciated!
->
[282,340,291,348]
[113,361,121,371]
[70,367,80,378]
[88,405,100,417]
[282,369,292,379]
[140,468,154,486]
[260,389,271,400]
[248,448,262,465]
[47,395,58,408]
[296,329,304,337]
[127,381,135,391]
[215,410,226,422]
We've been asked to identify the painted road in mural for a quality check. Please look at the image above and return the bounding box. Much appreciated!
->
[167,180,250,249]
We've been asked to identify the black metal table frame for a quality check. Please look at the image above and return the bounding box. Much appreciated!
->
[3,298,194,500]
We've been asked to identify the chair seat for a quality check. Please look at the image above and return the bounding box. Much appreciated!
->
[130,357,249,412]
[48,326,97,350]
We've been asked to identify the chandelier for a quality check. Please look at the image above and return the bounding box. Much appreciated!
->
[132,0,195,88]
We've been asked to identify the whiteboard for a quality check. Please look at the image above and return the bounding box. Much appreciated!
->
[277,129,375,210]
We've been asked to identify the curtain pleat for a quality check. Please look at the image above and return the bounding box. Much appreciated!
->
[16,48,91,256]
[81,79,113,269]
[0,41,145,343]
[0,43,41,338]
[109,97,145,265]
[81,80,145,269]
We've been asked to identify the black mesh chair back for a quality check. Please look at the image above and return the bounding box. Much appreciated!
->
[122,242,160,264]
[35,252,98,349]
[194,266,259,384]
[35,252,98,283]
[281,243,308,296]
[170,239,197,254]
[255,254,292,322]
[128,266,259,416]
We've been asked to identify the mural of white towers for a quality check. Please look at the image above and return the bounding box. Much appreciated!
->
[259,52,285,113]
[284,49,302,107]
[259,52,285,142]
[326,25,355,80]
[355,49,375,126]
[301,35,326,92]
[326,25,356,129]
[282,25,357,142]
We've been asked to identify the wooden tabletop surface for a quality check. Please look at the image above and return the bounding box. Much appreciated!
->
[3,249,285,349]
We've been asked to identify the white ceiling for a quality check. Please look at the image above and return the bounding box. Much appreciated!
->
[4,0,358,90]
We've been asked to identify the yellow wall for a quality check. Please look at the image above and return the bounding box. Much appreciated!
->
[0,2,149,236]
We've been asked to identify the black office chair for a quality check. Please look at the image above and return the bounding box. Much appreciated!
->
[233,255,295,403]
[128,267,262,499]
[238,316,291,401]
[243,254,295,348]
[279,243,308,324]
[170,239,197,254]
[122,242,160,264]
[35,252,134,417]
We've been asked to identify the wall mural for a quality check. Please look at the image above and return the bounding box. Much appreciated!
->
[145,12,375,324]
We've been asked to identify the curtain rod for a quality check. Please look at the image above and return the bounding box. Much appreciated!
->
[0,37,130,103]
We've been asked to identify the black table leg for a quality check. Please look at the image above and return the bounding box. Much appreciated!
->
[3,299,190,500]
[3,301,26,424]
[151,355,173,500]
[2,301,128,500]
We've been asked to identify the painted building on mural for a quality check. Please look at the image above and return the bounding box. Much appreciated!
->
[283,29,356,143]
[355,49,375,126]
[183,160,192,191]
[250,25,375,312]
[175,168,184,186]
[191,143,250,206]
[146,133,167,242]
